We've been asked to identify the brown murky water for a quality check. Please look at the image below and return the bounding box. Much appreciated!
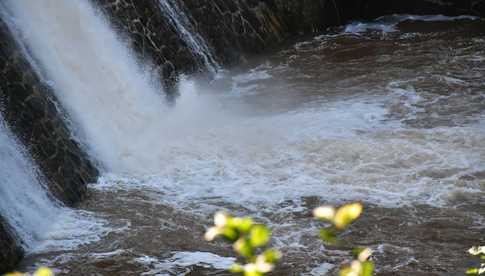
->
[19,16,485,275]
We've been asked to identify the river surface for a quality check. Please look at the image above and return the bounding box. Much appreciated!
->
[19,15,485,276]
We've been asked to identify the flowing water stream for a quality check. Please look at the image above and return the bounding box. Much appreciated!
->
[1,1,484,275]
[0,114,104,254]
[157,0,220,73]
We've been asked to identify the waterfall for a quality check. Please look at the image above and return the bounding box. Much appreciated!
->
[1,0,171,174]
[0,114,58,250]
[157,0,220,73]
[0,114,101,252]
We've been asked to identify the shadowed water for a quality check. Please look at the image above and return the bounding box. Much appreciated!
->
[13,15,485,276]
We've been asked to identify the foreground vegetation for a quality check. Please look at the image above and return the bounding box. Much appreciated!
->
[205,202,373,276]
[467,246,485,275]
[4,203,483,275]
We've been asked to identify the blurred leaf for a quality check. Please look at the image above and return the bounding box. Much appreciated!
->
[244,271,263,276]
[242,264,263,276]
[255,256,274,273]
[334,203,363,230]
[34,268,53,276]
[339,266,353,276]
[313,206,336,221]
[234,238,254,258]
[466,268,479,275]
[469,246,485,256]
[362,261,374,276]
[358,248,373,262]
[320,228,338,244]
[215,212,229,228]
[263,249,282,263]
[250,225,270,247]
[222,227,239,242]
[204,227,221,241]
[230,263,244,273]
[353,247,366,257]
[239,218,254,233]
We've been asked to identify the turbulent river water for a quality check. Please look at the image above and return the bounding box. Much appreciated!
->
[17,16,485,276]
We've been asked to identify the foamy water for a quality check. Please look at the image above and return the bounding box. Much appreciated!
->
[94,83,485,212]
[344,14,479,33]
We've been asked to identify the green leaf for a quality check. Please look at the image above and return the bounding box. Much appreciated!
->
[339,266,353,276]
[362,261,375,276]
[244,271,263,276]
[230,263,244,273]
[353,247,366,257]
[234,238,254,258]
[238,218,254,233]
[222,227,239,242]
[334,203,363,230]
[228,217,254,234]
[263,249,282,263]
[250,225,271,247]
[320,228,338,244]
[466,268,479,275]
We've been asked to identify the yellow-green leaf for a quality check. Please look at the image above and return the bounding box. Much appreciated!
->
[34,268,53,276]
[238,218,254,233]
[250,225,270,247]
[362,261,374,276]
[263,249,281,263]
[230,263,244,273]
[339,266,353,276]
[234,238,254,258]
[467,268,479,275]
[334,203,363,229]
[222,227,239,241]
[320,228,338,244]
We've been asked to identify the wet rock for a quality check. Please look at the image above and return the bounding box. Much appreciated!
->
[0,14,99,269]
[0,16,99,207]
[0,216,23,274]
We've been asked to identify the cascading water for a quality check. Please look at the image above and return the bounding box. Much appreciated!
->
[1,0,171,175]
[157,0,220,73]
[0,114,104,253]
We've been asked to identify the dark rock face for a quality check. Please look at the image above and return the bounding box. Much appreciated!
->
[0,18,99,204]
[362,0,485,19]
[0,14,99,271]
[92,0,201,91]
[0,216,23,274]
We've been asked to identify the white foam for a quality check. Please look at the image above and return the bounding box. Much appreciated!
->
[92,86,485,214]
[309,263,335,275]
[136,251,235,275]
[344,14,480,34]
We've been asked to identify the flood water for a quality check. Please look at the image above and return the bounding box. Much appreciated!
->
[19,16,485,275]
